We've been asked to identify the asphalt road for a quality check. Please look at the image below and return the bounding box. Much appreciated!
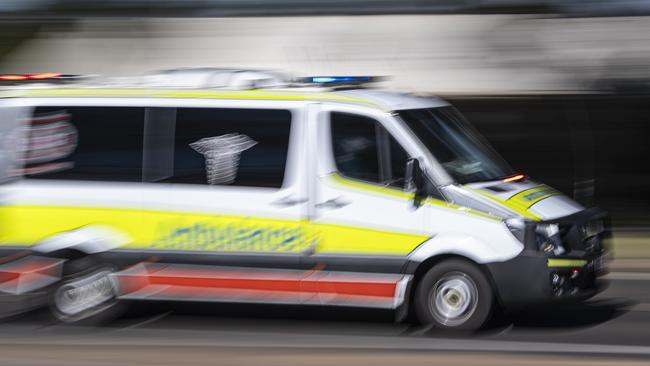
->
[0,275,649,365]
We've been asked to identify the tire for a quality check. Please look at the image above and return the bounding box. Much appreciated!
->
[48,256,123,324]
[413,259,494,331]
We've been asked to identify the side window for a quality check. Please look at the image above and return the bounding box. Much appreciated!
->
[330,112,409,189]
[24,106,145,182]
[331,113,380,182]
[161,108,292,188]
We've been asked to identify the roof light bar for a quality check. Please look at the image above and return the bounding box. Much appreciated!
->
[301,76,383,85]
[0,73,87,85]
[0,75,28,81]
[28,73,63,80]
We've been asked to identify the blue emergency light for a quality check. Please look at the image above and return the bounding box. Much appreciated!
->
[301,76,383,85]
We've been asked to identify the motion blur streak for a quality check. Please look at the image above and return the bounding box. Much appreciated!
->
[0,15,649,93]
[1,1,650,366]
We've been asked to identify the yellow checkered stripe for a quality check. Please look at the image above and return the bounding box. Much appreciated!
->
[0,174,503,257]
[0,204,429,256]
[507,186,561,210]
[467,185,560,221]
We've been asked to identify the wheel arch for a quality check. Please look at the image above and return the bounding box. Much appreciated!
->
[31,225,131,256]
[403,254,504,320]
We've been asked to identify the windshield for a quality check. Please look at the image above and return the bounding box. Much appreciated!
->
[398,107,515,184]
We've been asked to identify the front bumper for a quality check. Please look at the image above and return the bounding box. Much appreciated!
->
[487,206,610,310]
[485,250,607,310]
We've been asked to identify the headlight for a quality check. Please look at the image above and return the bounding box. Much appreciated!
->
[538,239,556,253]
[536,223,565,255]
[504,218,526,243]
[505,219,566,255]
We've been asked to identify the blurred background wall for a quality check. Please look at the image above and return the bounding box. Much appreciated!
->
[3,15,650,93]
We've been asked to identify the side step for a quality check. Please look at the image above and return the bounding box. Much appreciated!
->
[111,263,410,309]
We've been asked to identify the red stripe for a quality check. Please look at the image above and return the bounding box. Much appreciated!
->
[155,286,304,300]
[0,258,59,275]
[0,272,20,282]
[313,280,396,297]
[117,267,398,299]
[0,257,62,287]
[149,275,304,293]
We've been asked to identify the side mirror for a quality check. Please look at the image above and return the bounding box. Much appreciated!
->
[405,158,426,208]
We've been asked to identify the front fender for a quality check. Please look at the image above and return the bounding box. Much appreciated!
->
[407,232,523,265]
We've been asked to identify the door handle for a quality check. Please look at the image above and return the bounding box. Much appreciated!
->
[271,196,308,207]
[315,197,350,210]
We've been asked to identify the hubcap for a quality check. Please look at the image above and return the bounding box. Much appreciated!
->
[429,271,478,327]
[54,270,115,317]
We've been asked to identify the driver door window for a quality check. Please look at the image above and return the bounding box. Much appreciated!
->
[330,112,408,190]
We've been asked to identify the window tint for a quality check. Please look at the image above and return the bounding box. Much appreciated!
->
[151,108,291,188]
[330,112,409,189]
[24,107,145,182]
[389,135,408,185]
[331,113,380,182]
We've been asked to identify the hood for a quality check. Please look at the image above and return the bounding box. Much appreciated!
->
[464,179,584,221]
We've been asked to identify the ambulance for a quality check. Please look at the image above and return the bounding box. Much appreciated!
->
[0,70,608,330]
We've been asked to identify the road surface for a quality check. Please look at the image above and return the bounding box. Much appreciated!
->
[0,274,648,365]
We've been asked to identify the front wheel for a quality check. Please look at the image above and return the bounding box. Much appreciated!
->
[413,259,494,331]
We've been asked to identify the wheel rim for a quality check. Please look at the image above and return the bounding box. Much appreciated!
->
[429,271,478,327]
[54,269,115,317]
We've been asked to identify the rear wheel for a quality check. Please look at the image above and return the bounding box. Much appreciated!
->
[414,259,494,331]
[49,257,122,324]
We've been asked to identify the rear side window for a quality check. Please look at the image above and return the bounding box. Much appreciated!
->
[330,112,409,189]
[24,107,145,182]
[145,108,292,188]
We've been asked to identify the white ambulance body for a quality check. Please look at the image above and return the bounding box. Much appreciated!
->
[0,71,608,330]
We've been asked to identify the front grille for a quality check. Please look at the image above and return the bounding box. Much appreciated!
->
[558,220,606,256]
[583,235,602,254]
[545,207,610,258]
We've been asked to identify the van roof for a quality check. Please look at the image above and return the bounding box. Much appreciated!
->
[0,87,449,112]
